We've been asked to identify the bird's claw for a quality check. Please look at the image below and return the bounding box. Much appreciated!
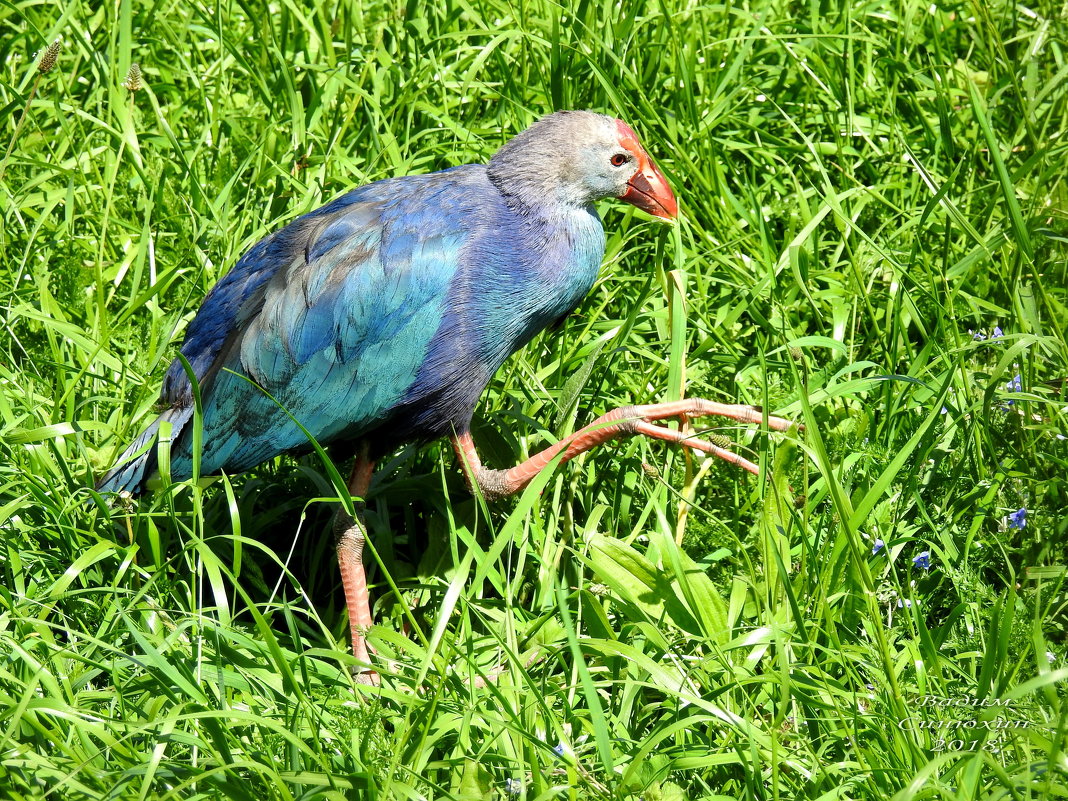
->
[625,400,798,477]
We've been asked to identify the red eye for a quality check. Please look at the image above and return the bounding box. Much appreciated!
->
[611,153,628,167]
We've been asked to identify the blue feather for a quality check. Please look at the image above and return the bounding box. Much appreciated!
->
[95,405,194,494]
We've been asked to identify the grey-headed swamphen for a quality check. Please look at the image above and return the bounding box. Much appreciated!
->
[97,111,792,682]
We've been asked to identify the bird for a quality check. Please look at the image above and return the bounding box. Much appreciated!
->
[97,110,792,682]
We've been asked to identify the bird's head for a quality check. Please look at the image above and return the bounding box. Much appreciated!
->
[487,110,678,222]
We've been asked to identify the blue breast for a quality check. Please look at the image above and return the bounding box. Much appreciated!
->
[376,204,605,446]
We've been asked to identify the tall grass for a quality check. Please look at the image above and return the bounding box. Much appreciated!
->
[2,0,1066,798]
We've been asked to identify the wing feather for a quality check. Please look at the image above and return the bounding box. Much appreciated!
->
[171,172,476,476]
[102,167,484,491]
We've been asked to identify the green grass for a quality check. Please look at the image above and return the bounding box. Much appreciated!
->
[2,0,1067,798]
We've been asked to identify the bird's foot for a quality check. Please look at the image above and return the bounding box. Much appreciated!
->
[452,649,543,689]
[615,400,797,476]
[346,621,379,686]
[351,666,381,687]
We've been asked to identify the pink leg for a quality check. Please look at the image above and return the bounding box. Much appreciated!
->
[452,399,793,499]
[334,444,377,684]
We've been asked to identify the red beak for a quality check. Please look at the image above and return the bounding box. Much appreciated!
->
[613,120,678,221]
[619,154,678,221]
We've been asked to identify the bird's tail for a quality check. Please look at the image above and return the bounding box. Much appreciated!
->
[96,406,193,495]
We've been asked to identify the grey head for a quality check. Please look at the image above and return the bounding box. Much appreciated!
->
[486,110,678,221]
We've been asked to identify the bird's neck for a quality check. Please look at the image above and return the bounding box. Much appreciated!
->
[486,162,591,223]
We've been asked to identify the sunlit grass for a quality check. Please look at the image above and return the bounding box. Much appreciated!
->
[2,0,1066,798]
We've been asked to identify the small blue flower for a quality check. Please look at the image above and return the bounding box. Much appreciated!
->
[897,598,913,609]
[552,741,566,758]
[872,539,885,555]
[504,778,522,795]
[1009,508,1027,529]
[1006,374,1022,393]
[971,330,986,341]
[913,551,931,570]
[992,326,1004,340]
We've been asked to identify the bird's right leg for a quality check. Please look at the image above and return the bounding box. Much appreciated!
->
[452,399,794,500]
[334,444,377,685]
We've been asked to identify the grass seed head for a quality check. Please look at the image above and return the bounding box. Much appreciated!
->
[122,63,143,93]
[37,39,61,74]
[709,433,733,450]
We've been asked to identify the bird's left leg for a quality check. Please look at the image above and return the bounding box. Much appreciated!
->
[452,399,794,500]
[333,443,377,685]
